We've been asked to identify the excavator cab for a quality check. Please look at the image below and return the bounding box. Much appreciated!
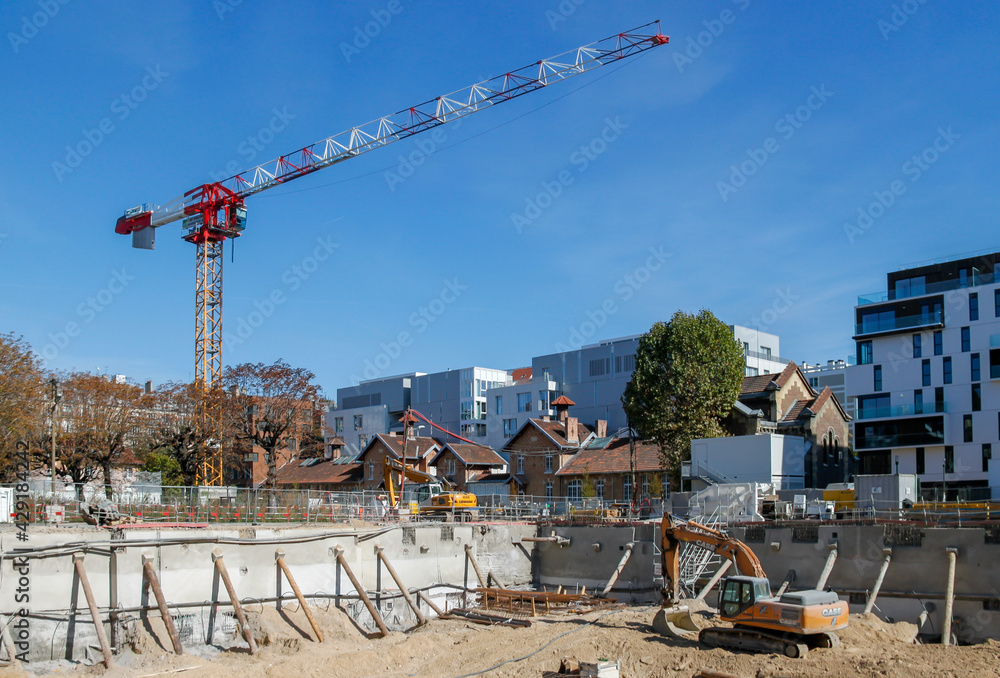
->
[719,576,771,620]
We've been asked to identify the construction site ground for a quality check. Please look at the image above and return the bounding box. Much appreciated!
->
[14,605,1000,678]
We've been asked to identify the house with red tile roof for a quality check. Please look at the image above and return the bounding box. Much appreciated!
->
[555,437,666,502]
[354,433,442,490]
[429,442,507,492]
[725,361,853,487]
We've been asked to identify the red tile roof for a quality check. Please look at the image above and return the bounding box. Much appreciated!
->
[276,459,363,486]
[551,395,575,406]
[556,438,663,476]
[511,367,532,383]
[433,443,506,467]
[357,434,441,461]
[533,418,593,448]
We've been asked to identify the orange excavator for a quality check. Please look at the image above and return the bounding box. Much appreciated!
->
[653,515,847,658]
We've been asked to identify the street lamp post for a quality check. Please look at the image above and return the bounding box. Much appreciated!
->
[49,378,61,498]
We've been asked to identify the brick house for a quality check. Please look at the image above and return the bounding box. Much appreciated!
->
[429,443,507,492]
[500,397,599,496]
[355,433,442,490]
[275,437,363,492]
[555,438,666,502]
[726,361,853,487]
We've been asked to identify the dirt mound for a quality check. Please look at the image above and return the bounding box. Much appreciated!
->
[839,612,919,646]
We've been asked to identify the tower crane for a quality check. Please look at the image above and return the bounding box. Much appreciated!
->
[113,22,668,484]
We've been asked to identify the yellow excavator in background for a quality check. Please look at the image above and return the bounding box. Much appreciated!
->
[653,515,847,658]
[382,457,478,520]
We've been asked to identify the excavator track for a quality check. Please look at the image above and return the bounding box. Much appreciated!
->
[699,626,812,658]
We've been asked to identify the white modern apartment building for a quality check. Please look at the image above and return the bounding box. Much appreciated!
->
[845,251,1000,500]
[802,359,853,418]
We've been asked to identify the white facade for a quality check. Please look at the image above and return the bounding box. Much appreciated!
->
[688,434,806,490]
[484,376,559,452]
[730,325,790,376]
[845,255,1000,500]
[802,360,852,417]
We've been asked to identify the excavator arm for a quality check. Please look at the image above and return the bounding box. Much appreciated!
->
[383,456,449,507]
[661,514,766,603]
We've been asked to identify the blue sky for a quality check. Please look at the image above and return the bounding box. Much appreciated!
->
[1,1,998,394]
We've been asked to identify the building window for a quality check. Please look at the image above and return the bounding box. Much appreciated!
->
[475,400,486,420]
[972,383,982,411]
[970,292,979,321]
[544,455,553,474]
[916,447,925,475]
[503,418,517,438]
[461,402,472,420]
[354,414,363,430]
[972,353,981,382]
[622,354,636,372]
[745,367,759,377]
[358,434,369,448]
[595,479,604,499]
[761,346,772,360]
[995,289,1000,317]
[516,456,524,475]
[368,461,374,480]
[545,481,553,498]
[933,331,943,356]
[538,390,550,411]
[963,415,973,443]
[943,357,952,384]
[935,387,944,410]
[623,476,633,502]
[961,327,971,352]
[447,458,457,475]
[857,341,873,365]
[873,365,882,391]
[495,395,502,416]
[567,479,581,499]
[912,334,922,358]
[334,417,344,433]
[913,389,924,413]
[945,445,955,473]
[516,392,531,413]
[922,359,931,386]
[641,474,650,498]
[589,358,610,377]
[984,443,992,473]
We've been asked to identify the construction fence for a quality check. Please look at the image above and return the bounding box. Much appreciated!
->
[1,484,666,526]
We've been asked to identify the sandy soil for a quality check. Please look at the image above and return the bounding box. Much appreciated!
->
[20,605,1000,678]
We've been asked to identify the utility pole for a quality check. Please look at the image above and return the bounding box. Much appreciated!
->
[49,378,61,498]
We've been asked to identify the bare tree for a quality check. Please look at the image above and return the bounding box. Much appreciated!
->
[0,333,45,481]
[223,360,320,500]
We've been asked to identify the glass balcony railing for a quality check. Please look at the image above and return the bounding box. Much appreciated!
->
[855,310,944,336]
[855,431,945,450]
[854,402,947,420]
[858,271,998,306]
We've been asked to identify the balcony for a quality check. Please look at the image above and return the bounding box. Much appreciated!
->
[858,270,998,306]
[855,430,945,450]
[854,309,944,338]
[854,402,947,420]
[745,349,791,364]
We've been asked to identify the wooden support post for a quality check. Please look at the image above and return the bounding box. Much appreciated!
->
[695,559,733,602]
[72,554,114,669]
[530,596,537,617]
[417,590,446,618]
[601,542,634,596]
[333,546,389,637]
[815,544,839,590]
[943,547,957,646]
[464,544,487,589]
[275,549,324,642]
[863,549,892,615]
[142,554,184,655]
[211,549,258,655]
[1,617,20,669]
[374,545,427,626]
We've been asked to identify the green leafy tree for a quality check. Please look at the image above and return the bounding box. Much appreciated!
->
[142,450,184,486]
[621,310,745,489]
[581,467,597,499]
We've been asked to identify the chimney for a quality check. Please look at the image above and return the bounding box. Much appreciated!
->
[566,417,579,445]
[552,395,575,424]
[595,419,607,438]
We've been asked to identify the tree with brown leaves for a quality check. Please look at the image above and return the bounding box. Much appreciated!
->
[0,333,46,481]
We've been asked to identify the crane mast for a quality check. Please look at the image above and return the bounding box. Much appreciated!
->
[113,23,668,484]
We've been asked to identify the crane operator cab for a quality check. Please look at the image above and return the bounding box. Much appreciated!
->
[719,576,773,619]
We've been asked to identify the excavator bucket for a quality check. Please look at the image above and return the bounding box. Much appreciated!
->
[651,601,706,640]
